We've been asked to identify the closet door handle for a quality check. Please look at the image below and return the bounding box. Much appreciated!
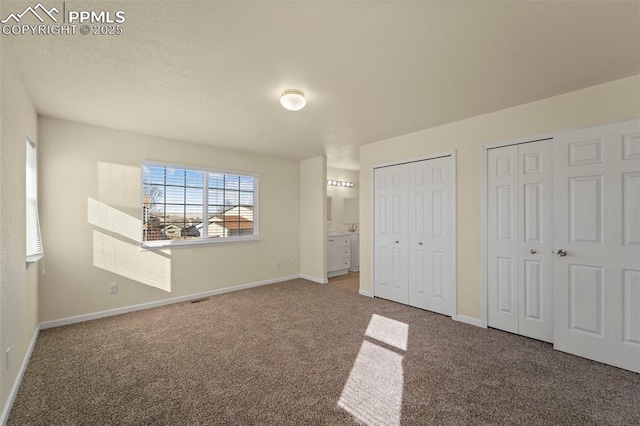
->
[395,240,399,244]
[418,242,423,245]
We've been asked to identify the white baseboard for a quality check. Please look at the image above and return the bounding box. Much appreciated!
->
[40,275,300,330]
[299,274,328,284]
[1,324,40,426]
[358,289,373,297]
[454,314,485,328]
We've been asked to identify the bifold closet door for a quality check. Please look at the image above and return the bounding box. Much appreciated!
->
[552,119,640,373]
[374,163,409,305]
[408,157,453,315]
[487,140,553,343]
[374,156,454,316]
[488,145,520,334]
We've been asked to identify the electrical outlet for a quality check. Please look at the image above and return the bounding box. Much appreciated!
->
[289,259,294,266]
[275,261,281,269]
[5,347,10,370]
[109,283,118,294]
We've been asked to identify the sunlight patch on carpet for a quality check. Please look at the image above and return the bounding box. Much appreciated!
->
[338,340,404,426]
[365,314,409,351]
[339,314,409,426]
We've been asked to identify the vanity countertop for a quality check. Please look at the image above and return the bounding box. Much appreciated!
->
[328,231,358,237]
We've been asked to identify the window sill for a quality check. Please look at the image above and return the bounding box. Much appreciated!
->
[26,253,44,269]
[141,236,260,250]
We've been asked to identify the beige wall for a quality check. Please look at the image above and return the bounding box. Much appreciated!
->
[360,75,640,319]
[327,167,359,233]
[37,117,301,322]
[299,156,327,282]
[0,41,40,419]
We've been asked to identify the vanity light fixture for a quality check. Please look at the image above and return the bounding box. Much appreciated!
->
[280,89,306,111]
[327,180,354,188]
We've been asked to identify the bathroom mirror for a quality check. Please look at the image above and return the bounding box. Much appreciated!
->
[327,196,333,222]
[342,197,359,224]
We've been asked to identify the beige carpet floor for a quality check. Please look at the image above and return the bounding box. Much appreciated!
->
[8,278,640,425]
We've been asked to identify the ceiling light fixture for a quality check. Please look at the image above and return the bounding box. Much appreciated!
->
[280,89,306,111]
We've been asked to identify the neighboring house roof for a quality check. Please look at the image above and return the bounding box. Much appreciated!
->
[219,205,254,219]
[195,205,254,230]
[216,217,254,230]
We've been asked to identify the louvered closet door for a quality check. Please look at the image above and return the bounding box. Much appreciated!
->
[488,140,553,343]
[374,163,409,304]
[408,157,453,315]
[552,118,640,372]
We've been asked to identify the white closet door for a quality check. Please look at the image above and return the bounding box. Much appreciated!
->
[374,164,409,304]
[429,157,453,316]
[408,160,429,310]
[488,146,520,334]
[517,141,553,343]
[408,158,453,315]
[488,140,553,342]
[553,119,640,372]
[375,155,455,314]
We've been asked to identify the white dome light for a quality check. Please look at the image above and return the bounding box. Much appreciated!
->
[280,89,306,111]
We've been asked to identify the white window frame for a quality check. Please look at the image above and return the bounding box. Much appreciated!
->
[141,161,260,250]
[26,138,44,264]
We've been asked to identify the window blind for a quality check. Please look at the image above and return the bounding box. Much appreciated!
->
[26,139,43,262]
[142,162,258,247]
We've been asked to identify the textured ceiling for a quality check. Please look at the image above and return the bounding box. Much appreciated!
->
[3,1,639,169]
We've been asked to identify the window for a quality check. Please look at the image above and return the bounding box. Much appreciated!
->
[142,162,258,248]
[26,139,44,263]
